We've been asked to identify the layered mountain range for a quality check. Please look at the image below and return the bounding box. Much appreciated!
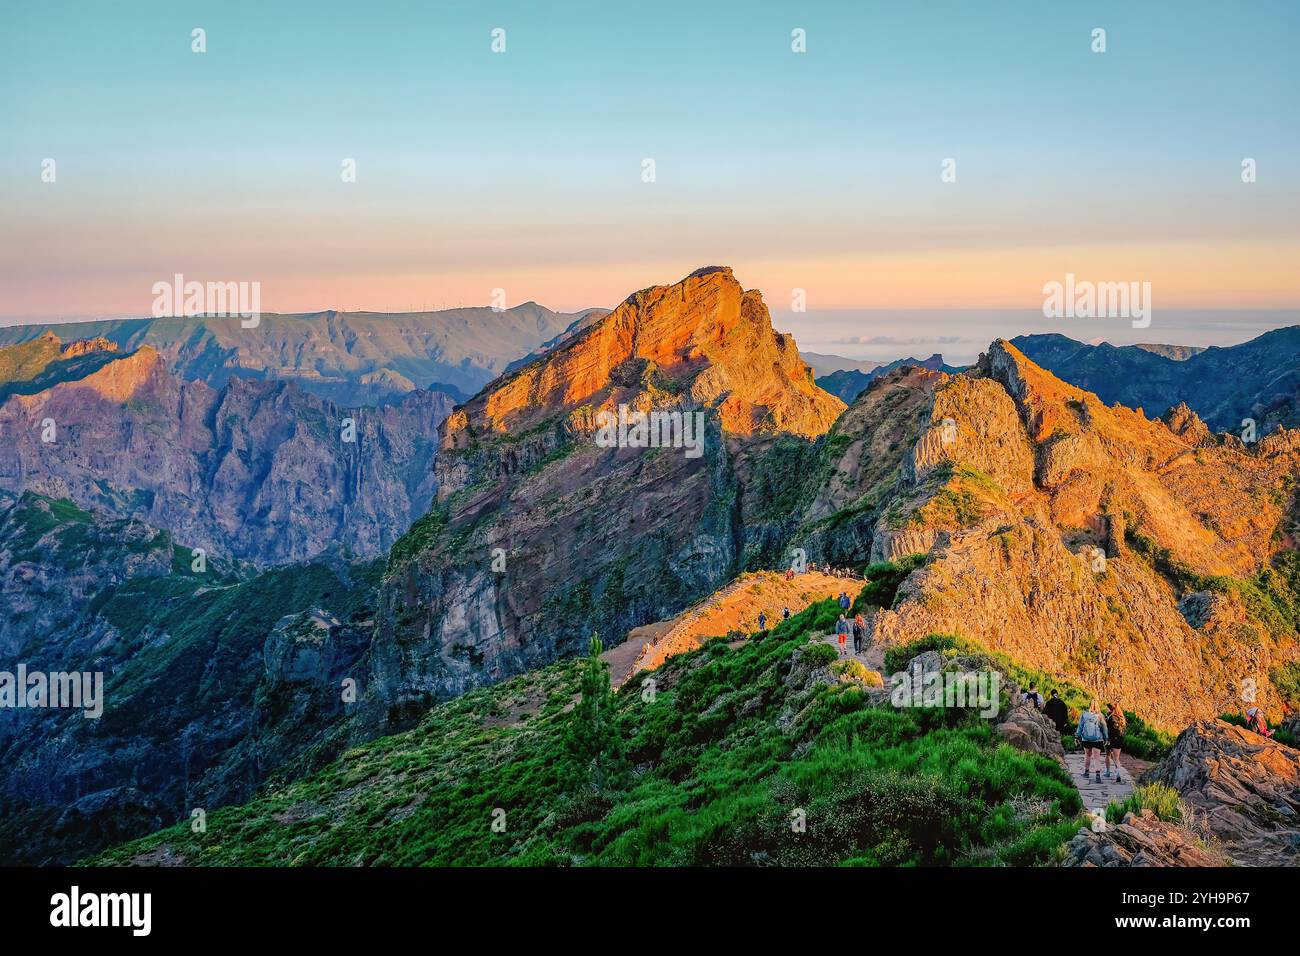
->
[0,303,596,406]
[0,332,451,565]
[1013,329,1300,435]
[2,267,1298,866]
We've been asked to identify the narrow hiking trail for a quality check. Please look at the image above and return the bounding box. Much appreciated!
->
[603,570,856,687]
[817,630,886,673]
[1064,749,1150,818]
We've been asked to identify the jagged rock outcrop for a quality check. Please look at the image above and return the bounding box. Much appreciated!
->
[369,267,845,726]
[1146,719,1300,865]
[0,339,452,565]
[1061,810,1227,867]
[860,340,1300,730]
[1162,402,1213,446]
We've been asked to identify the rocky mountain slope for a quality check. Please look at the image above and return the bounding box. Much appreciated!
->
[368,266,845,727]
[0,303,589,406]
[1013,328,1300,435]
[0,491,379,864]
[367,275,1300,734]
[7,267,1299,869]
[0,334,452,565]
[822,341,1300,730]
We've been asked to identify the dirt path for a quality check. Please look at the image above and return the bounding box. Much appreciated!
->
[603,570,860,688]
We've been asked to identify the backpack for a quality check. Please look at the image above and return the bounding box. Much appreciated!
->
[1078,711,1105,741]
[1106,709,1127,737]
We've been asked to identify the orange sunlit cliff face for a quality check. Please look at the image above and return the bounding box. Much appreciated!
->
[442,266,845,450]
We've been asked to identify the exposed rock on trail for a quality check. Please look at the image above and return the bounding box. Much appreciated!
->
[1061,809,1227,867]
[1146,719,1300,866]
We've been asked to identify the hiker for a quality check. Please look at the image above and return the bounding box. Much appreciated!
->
[835,614,850,657]
[852,612,866,655]
[1104,703,1127,783]
[782,606,791,621]
[1043,689,1070,736]
[1076,699,1109,781]
[1245,705,1274,738]
[837,591,851,612]
[785,567,795,581]
[1020,681,1044,709]
[757,611,767,631]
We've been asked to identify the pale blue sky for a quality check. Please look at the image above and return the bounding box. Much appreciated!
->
[2,0,1298,358]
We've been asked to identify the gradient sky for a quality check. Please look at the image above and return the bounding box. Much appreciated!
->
[2,0,1298,360]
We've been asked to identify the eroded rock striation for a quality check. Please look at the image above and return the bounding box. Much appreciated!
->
[0,335,453,565]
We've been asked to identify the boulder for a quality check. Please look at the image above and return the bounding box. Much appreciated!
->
[1145,718,1300,865]
[996,702,1065,759]
[1061,809,1226,867]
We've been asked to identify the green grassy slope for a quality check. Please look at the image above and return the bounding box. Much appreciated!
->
[90,581,1084,867]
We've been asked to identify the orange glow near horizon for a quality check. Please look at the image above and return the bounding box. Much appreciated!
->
[7,239,1298,321]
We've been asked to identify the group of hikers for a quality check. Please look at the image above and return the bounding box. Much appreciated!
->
[755,591,868,657]
[784,564,862,581]
[1020,682,1127,783]
[754,608,792,632]
[833,591,868,656]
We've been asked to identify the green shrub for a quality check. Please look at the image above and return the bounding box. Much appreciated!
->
[91,592,1082,868]
[852,554,928,614]
[802,642,839,668]
[1120,711,1175,761]
[883,633,963,675]
[1106,783,1182,824]
[1270,661,1300,712]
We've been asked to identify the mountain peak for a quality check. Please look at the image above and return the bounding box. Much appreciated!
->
[444,268,843,445]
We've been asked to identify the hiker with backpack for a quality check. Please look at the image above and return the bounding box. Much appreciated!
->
[1020,681,1044,709]
[852,612,866,655]
[835,614,850,657]
[782,606,791,621]
[1104,703,1127,783]
[1043,689,1070,736]
[837,591,851,612]
[1076,699,1109,781]
[1245,705,1274,738]
[757,611,767,632]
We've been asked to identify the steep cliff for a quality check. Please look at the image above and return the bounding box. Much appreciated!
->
[369,267,844,726]
[0,336,453,565]
[0,492,380,864]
